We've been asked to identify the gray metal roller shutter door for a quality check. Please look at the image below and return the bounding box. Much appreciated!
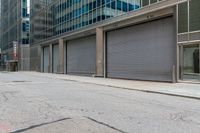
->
[67,36,96,76]
[106,17,176,82]
[53,44,59,73]
[43,46,49,73]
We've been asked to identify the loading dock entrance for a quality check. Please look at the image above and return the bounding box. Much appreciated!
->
[106,17,176,82]
[66,36,96,76]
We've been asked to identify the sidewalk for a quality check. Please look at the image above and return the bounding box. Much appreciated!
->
[26,72,200,99]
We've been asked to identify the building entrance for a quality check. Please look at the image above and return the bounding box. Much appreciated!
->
[179,44,200,81]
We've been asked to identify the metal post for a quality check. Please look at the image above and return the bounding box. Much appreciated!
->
[180,45,184,80]
[172,65,176,83]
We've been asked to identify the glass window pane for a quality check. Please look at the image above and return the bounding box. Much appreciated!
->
[181,44,200,81]
[178,2,188,33]
[142,0,150,6]
[189,0,200,31]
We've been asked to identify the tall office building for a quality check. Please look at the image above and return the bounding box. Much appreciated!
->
[30,0,141,71]
[30,0,140,44]
[0,0,30,71]
[0,0,2,68]
[30,0,200,83]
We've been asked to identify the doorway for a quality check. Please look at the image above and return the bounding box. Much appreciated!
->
[179,43,200,81]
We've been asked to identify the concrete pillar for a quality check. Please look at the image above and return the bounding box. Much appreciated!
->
[64,44,67,74]
[199,44,200,76]
[96,28,104,77]
[59,38,64,74]
[179,45,183,80]
[39,46,43,72]
[49,44,53,73]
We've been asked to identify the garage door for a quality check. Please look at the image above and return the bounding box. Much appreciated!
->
[53,44,59,73]
[67,36,96,76]
[43,46,49,73]
[106,17,176,82]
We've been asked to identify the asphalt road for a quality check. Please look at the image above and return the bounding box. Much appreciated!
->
[0,72,200,133]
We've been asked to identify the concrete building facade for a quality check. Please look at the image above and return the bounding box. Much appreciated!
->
[29,0,200,83]
[0,0,30,71]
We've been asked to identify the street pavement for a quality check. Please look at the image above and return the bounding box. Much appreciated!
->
[0,72,200,133]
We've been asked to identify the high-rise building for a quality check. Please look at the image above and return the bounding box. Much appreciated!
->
[30,0,200,82]
[30,0,140,44]
[0,0,1,68]
[0,0,30,71]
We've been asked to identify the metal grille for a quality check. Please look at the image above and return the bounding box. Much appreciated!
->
[67,36,96,76]
[106,17,176,82]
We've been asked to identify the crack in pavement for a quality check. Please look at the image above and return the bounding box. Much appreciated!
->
[9,118,72,133]
[84,116,128,133]
[169,112,200,126]
[8,116,127,133]
[2,93,8,101]
[0,91,18,102]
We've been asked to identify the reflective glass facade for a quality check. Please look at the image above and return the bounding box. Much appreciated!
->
[0,0,30,52]
[30,0,163,44]
[178,0,200,33]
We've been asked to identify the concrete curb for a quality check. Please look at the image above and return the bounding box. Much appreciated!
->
[60,78,200,100]
[22,72,200,100]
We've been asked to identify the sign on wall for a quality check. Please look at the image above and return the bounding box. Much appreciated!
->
[13,41,18,60]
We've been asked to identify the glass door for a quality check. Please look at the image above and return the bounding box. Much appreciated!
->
[179,44,200,81]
